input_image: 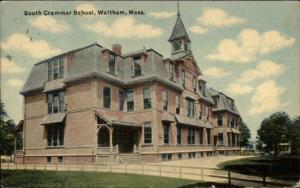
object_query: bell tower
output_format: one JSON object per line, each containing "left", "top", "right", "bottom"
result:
{"left": 168, "top": 2, "right": 191, "bottom": 55}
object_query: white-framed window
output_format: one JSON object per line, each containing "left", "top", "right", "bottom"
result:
{"left": 119, "top": 90, "right": 125, "bottom": 111}
{"left": 176, "top": 95, "right": 180, "bottom": 114}
{"left": 48, "top": 91, "right": 65, "bottom": 114}
{"left": 199, "top": 128, "right": 204, "bottom": 145}
{"left": 188, "top": 128, "right": 195, "bottom": 144}
{"left": 186, "top": 99, "right": 194, "bottom": 117}
{"left": 47, "top": 125, "right": 64, "bottom": 147}
{"left": 218, "top": 114, "right": 223, "bottom": 126}
{"left": 163, "top": 122, "right": 170, "bottom": 144}
{"left": 108, "top": 53, "right": 116, "bottom": 74}
{"left": 127, "top": 90, "right": 134, "bottom": 112}
{"left": 133, "top": 57, "right": 142, "bottom": 76}
{"left": 192, "top": 77, "right": 196, "bottom": 91}
{"left": 218, "top": 133, "right": 224, "bottom": 145}
{"left": 103, "top": 87, "right": 111, "bottom": 109}
{"left": 143, "top": 87, "right": 152, "bottom": 109}
{"left": 169, "top": 62, "right": 174, "bottom": 80}
{"left": 144, "top": 122, "right": 152, "bottom": 144}
{"left": 163, "top": 91, "right": 168, "bottom": 111}
{"left": 48, "top": 57, "right": 64, "bottom": 80}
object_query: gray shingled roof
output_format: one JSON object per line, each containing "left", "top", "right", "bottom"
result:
{"left": 168, "top": 14, "right": 190, "bottom": 42}
{"left": 209, "top": 88, "right": 240, "bottom": 115}
{"left": 21, "top": 43, "right": 183, "bottom": 95}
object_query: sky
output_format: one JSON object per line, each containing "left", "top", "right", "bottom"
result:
{"left": 1, "top": 1, "right": 299, "bottom": 140}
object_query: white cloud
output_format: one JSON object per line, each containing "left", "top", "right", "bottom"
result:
{"left": 82, "top": 16, "right": 162, "bottom": 39}
{"left": 1, "top": 33, "right": 62, "bottom": 59}
{"left": 189, "top": 8, "right": 245, "bottom": 34}
{"left": 76, "top": 3, "right": 97, "bottom": 12}
{"left": 227, "top": 82, "right": 253, "bottom": 95}
{"left": 203, "top": 67, "right": 231, "bottom": 78}
{"left": 249, "top": 80, "right": 284, "bottom": 114}
{"left": 207, "top": 29, "right": 295, "bottom": 63}
{"left": 189, "top": 25, "right": 208, "bottom": 34}
{"left": 1, "top": 58, "right": 24, "bottom": 74}
{"left": 30, "top": 16, "right": 70, "bottom": 33}
{"left": 239, "top": 60, "right": 285, "bottom": 83}
{"left": 7, "top": 79, "right": 24, "bottom": 88}
{"left": 149, "top": 11, "right": 176, "bottom": 19}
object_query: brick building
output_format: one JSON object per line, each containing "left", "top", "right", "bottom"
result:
{"left": 16, "top": 10, "right": 241, "bottom": 164}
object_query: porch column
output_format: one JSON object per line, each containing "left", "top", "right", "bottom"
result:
{"left": 203, "top": 128, "right": 207, "bottom": 145}
{"left": 109, "top": 127, "right": 114, "bottom": 153}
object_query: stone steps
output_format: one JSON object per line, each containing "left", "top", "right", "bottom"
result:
{"left": 118, "top": 153, "right": 143, "bottom": 164}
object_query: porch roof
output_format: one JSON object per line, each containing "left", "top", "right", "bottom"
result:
{"left": 161, "top": 112, "right": 175, "bottom": 122}
{"left": 95, "top": 112, "right": 141, "bottom": 127}
{"left": 175, "top": 115, "right": 212, "bottom": 129}
{"left": 230, "top": 128, "right": 240, "bottom": 134}
{"left": 41, "top": 113, "right": 66, "bottom": 125}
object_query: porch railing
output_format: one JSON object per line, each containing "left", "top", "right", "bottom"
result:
{"left": 98, "top": 145, "right": 119, "bottom": 154}
{"left": 133, "top": 144, "right": 140, "bottom": 153}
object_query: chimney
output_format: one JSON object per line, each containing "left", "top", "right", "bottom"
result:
{"left": 112, "top": 43, "right": 122, "bottom": 55}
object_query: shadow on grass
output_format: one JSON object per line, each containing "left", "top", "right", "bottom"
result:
{"left": 218, "top": 155, "right": 300, "bottom": 181}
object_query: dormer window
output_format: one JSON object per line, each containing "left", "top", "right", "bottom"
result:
{"left": 48, "top": 57, "right": 64, "bottom": 81}
{"left": 133, "top": 57, "right": 142, "bottom": 76}
{"left": 108, "top": 53, "right": 116, "bottom": 74}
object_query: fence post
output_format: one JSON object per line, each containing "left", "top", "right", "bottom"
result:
{"left": 228, "top": 170, "right": 231, "bottom": 187}
{"left": 201, "top": 169, "right": 204, "bottom": 181}
{"left": 179, "top": 166, "right": 182, "bottom": 178}
{"left": 262, "top": 176, "right": 266, "bottom": 187}
{"left": 159, "top": 165, "right": 162, "bottom": 176}
{"left": 142, "top": 163, "right": 145, "bottom": 175}
{"left": 8, "top": 162, "right": 10, "bottom": 170}
{"left": 125, "top": 164, "right": 127, "bottom": 173}
{"left": 44, "top": 163, "right": 46, "bottom": 171}
{"left": 56, "top": 164, "right": 58, "bottom": 171}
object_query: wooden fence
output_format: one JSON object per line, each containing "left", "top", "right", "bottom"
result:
{"left": 1, "top": 163, "right": 295, "bottom": 187}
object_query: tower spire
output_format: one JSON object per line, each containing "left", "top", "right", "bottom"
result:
{"left": 177, "top": 1, "right": 180, "bottom": 16}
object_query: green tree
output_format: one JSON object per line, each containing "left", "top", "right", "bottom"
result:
{"left": 239, "top": 122, "right": 251, "bottom": 148}
{"left": 288, "top": 117, "right": 300, "bottom": 155}
{"left": 257, "top": 111, "right": 291, "bottom": 154}
{"left": 0, "top": 101, "right": 16, "bottom": 155}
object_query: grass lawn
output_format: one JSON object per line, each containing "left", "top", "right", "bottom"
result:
{"left": 218, "top": 155, "right": 300, "bottom": 181}
{"left": 1, "top": 170, "right": 198, "bottom": 188}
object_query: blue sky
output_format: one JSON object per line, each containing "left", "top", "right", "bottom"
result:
{"left": 1, "top": 1, "right": 299, "bottom": 140}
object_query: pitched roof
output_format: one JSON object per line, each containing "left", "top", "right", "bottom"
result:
{"left": 168, "top": 14, "right": 190, "bottom": 42}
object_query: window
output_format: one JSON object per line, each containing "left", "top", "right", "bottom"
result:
{"left": 119, "top": 90, "right": 125, "bottom": 111}
{"left": 172, "top": 41, "right": 181, "bottom": 51}
{"left": 133, "top": 57, "right": 142, "bottom": 76}
{"left": 48, "top": 58, "right": 64, "bottom": 81}
{"left": 227, "top": 132, "right": 231, "bottom": 146}
{"left": 232, "top": 133, "right": 236, "bottom": 146}
{"left": 58, "top": 156, "right": 63, "bottom": 163}
{"left": 144, "top": 122, "right": 152, "bottom": 144}
{"left": 48, "top": 91, "right": 64, "bottom": 114}
{"left": 202, "top": 84, "right": 206, "bottom": 97}
{"left": 163, "top": 122, "right": 170, "bottom": 144}
{"left": 181, "top": 70, "right": 185, "bottom": 87}
{"left": 177, "top": 126, "right": 181, "bottom": 144}
{"left": 228, "top": 99, "right": 235, "bottom": 111}
{"left": 176, "top": 95, "right": 180, "bottom": 114}
{"left": 47, "top": 156, "right": 52, "bottom": 163}
{"left": 143, "top": 88, "right": 151, "bottom": 109}
{"left": 162, "top": 153, "right": 172, "bottom": 161}
{"left": 127, "top": 90, "right": 134, "bottom": 112}
{"left": 186, "top": 99, "right": 194, "bottom": 117}
{"left": 103, "top": 87, "right": 111, "bottom": 109}
{"left": 212, "top": 96, "right": 219, "bottom": 105}
{"left": 207, "top": 129, "right": 211, "bottom": 145}
{"left": 108, "top": 53, "right": 116, "bottom": 74}
{"left": 163, "top": 91, "right": 168, "bottom": 111}
{"left": 206, "top": 107, "right": 210, "bottom": 121}
{"left": 169, "top": 63, "right": 174, "bottom": 80}
{"left": 231, "top": 118, "right": 235, "bottom": 128}
{"left": 199, "top": 128, "right": 204, "bottom": 145}
{"left": 188, "top": 152, "right": 196, "bottom": 159}
{"left": 188, "top": 128, "right": 195, "bottom": 144}
{"left": 217, "top": 114, "right": 223, "bottom": 126}
{"left": 192, "top": 77, "right": 196, "bottom": 91}
{"left": 217, "top": 133, "right": 224, "bottom": 145}
{"left": 47, "top": 125, "right": 64, "bottom": 147}
{"left": 178, "top": 153, "right": 182, "bottom": 160}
